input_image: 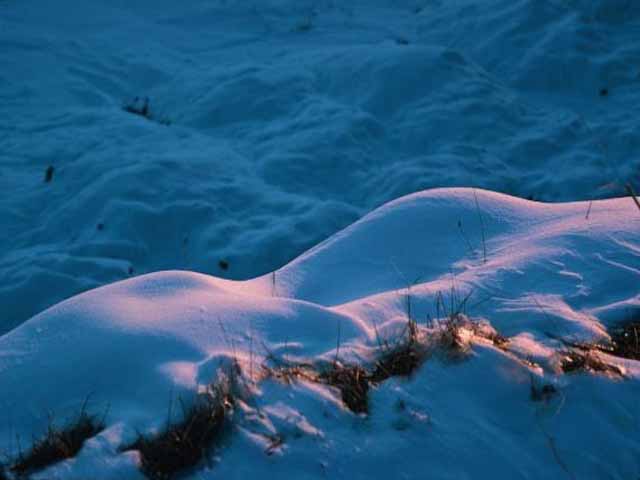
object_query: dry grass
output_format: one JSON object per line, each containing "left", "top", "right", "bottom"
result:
{"left": 549, "top": 317, "right": 638, "bottom": 373}
{"left": 559, "top": 349, "right": 624, "bottom": 377}
{"left": 433, "top": 314, "right": 508, "bottom": 359}
{"left": 262, "top": 357, "right": 370, "bottom": 414}
{"left": 370, "top": 340, "right": 427, "bottom": 382}
{"left": 263, "top": 291, "right": 508, "bottom": 415}
{"left": 625, "top": 183, "right": 640, "bottom": 213}
{"left": 473, "top": 323, "right": 509, "bottom": 350}
{"left": 608, "top": 320, "right": 640, "bottom": 361}
{"left": 369, "top": 314, "right": 430, "bottom": 383}
{"left": 434, "top": 314, "right": 470, "bottom": 355}
{"left": 319, "top": 364, "right": 370, "bottom": 414}
{"left": 261, "top": 361, "right": 317, "bottom": 385}
{"left": 10, "top": 405, "right": 105, "bottom": 477}
{"left": 125, "top": 384, "right": 233, "bottom": 480}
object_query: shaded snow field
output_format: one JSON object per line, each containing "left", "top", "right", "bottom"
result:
{"left": 0, "top": 188, "right": 639, "bottom": 479}
{"left": 2, "top": 0, "right": 640, "bottom": 330}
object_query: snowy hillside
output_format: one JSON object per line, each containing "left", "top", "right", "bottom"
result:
{"left": 2, "top": 0, "right": 640, "bottom": 331}
{"left": 2, "top": 0, "right": 640, "bottom": 478}
{"left": 0, "top": 188, "right": 638, "bottom": 479}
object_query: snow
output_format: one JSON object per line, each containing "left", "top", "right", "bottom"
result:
{"left": 2, "top": 0, "right": 640, "bottom": 478}
{"left": 0, "top": 188, "right": 638, "bottom": 479}
{"left": 2, "top": 0, "right": 640, "bottom": 332}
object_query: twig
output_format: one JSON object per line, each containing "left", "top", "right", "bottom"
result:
{"left": 334, "top": 319, "right": 342, "bottom": 365}
{"left": 457, "top": 220, "right": 476, "bottom": 256}
{"left": 473, "top": 189, "right": 487, "bottom": 264}
{"left": 372, "top": 318, "right": 387, "bottom": 352}
{"left": 167, "top": 388, "right": 174, "bottom": 428}
{"left": 535, "top": 415, "right": 576, "bottom": 480}
{"left": 249, "top": 319, "right": 254, "bottom": 383}
{"left": 271, "top": 271, "right": 277, "bottom": 297}
{"left": 217, "top": 317, "right": 237, "bottom": 361}
{"left": 585, "top": 200, "right": 593, "bottom": 220}
{"left": 625, "top": 183, "right": 640, "bottom": 213}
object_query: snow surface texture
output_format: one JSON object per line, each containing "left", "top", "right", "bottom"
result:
{"left": 2, "top": 0, "right": 640, "bottom": 331}
{"left": 0, "top": 188, "right": 638, "bottom": 479}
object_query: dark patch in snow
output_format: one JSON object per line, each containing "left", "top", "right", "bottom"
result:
{"left": 44, "top": 165, "right": 54, "bottom": 183}
{"left": 530, "top": 374, "right": 558, "bottom": 402}
{"left": 370, "top": 339, "right": 426, "bottom": 382}
{"left": 319, "top": 364, "right": 370, "bottom": 415}
{"left": 9, "top": 403, "right": 105, "bottom": 477}
{"left": 609, "top": 320, "right": 640, "bottom": 361}
{"left": 123, "top": 96, "right": 150, "bottom": 119}
{"left": 264, "top": 433, "right": 285, "bottom": 456}
{"left": 124, "top": 380, "right": 234, "bottom": 480}
{"left": 123, "top": 97, "right": 171, "bottom": 125}
{"left": 559, "top": 349, "right": 623, "bottom": 377}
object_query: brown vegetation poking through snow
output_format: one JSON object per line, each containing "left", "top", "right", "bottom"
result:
{"left": 559, "top": 349, "right": 624, "bottom": 377}
{"left": 550, "top": 317, "right": 639, "bottom": 375}
{"left": 608, "top": 320, "right": 640, "bottom": 361}
{"left": 433, "top": 314, "right": 509, "bottom": 359}
{"left": 10, "top": 404, "right": 105, "bottom": 477}
{"left": 262, "top": 357, "right": 371, "bottom": 414}
{"left": 319, "top": 364, "right": 370, "bottom": 414}
{"left": 125, "top": 382, "right": 234, "bottom": 480}
{"left": 370, "top": 320, "right": 428, "bottom": 382}
{"left": 263, "top": 310, "right": 510, "bottom": 415}
{"left": 261, "top": 358, "right": 317, "bottom": 385}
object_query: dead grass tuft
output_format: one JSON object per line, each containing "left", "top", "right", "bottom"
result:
{"left": 370, "top": 339, "right": 427, "bottom": 382}
{"left": 475, "top": 325, "right": 509, "bottom": 350}
{"left": 559, "top": 349, "right": 624, "bottom": 377}
{"left": 434, "top": 314, "right": 509, "bottom": 357}
{"left": 261, "top": 362, "right": 317, "bottom": 385}
{"left": 263, "top": 295, "right": 508, "bottom": 415}
{"left": 608, "top": 320, "right": 640, "bottom": 361}
{"left": 262, "top": 356, "right": 370, "bottom": 414}
{"left": 318, "top": 364, "right": 370, "bottom": 414}
{"left": 125, "top": 383, "right": 233, "bottom": 480}
{"left": 435, "top": 314, "right": 471, "bottom": 355}
{"left": 370, "top": 317, "right": 429, "bottom": 382}
{"left": 10, "top": 404, "right": 105, "bottom": 477}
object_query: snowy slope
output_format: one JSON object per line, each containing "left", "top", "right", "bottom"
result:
{"left": 2, "top": 0, "right": 640, "bottom": 331}
{"left": 0, "top": 189, "right": 638, "bottom": 479}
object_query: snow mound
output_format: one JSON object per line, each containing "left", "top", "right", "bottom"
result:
{"left": 0, "top": 189, "right": 638, "bottom": 479}
{"left": 2, "top": 0, "right": 640, "bottom": 331}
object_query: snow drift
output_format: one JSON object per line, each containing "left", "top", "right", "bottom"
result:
{"left": 0, "top": 188, "right": 638, "bottom": 479}
{"left": 2, "top": 0, "right": 640, "bottom": 331}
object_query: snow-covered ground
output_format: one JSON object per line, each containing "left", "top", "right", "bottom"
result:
{"left": 0, "top": 188, "right": 638, "bottom": 479}
{"left": 2, "top": 1, "right": 640, "bottom": 478}
{"left": 2, "top": 0, "right": 640, "bottom": 331}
